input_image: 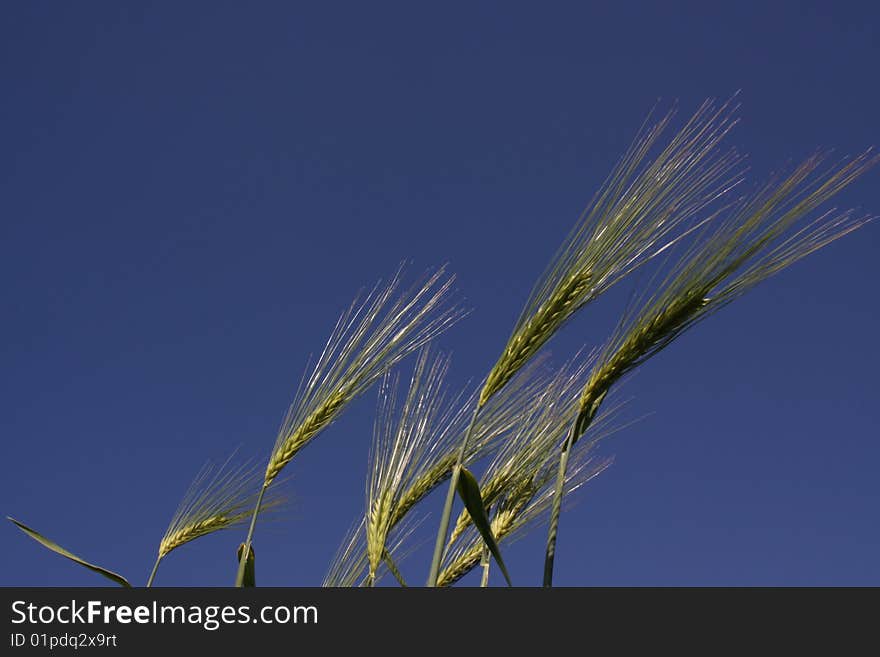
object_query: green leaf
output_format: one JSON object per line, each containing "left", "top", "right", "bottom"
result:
{"left": 7, "top": 516, "right": 131, "bottom": 587}
{"left": 236, "top": 543, "right": 255, "bottom": 587}
{"left": 455, "top": 467, "right": 512, "bottom": 586}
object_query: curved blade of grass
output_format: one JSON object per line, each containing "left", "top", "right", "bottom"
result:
{"left": 236, "top": 543, "right": 256, "bottom": 587}
{"left": 7, "top": 517, "right": 131, "bottom": 587}
{"left": 455, "top": 468, "right": 512, "bottom": 587}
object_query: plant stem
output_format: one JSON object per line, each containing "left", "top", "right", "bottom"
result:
{"left": 383, "top": 549, "right": 408, "bottom": 587}
{"left": 479, "top": 545, "right": 490, "bottom": 587}
{"left": 542, "top": 416, "right": 582, "bottom": 587}
{"left": 427, "top": 404, "right": 481, "bottom": 586}
{"left": 146, "top": 555, "right": 162, "bottom": 588}
{"left": 236, "top": 484, "right": 267, "bottom": 587}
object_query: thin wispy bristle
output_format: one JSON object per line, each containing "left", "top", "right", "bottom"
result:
{"left": 479, "top": 97, "right": 745, "bottom": 406}
{"left": 324, "top": 519, "right": 368, "bottom": 587}
{"left": 264, "top": 265, "right": 465, "bottom": 487}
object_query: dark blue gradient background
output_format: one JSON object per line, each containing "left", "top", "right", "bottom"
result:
{"left": 2, "top": 2, "right": 878, "bottom": 586}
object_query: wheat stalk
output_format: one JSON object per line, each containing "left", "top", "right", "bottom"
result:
{"left": 541, "top": 148, "right": 878, "bottom": 586}
{"left": 427, "top": 96, "right": 744, "bottom": 585}
{"left": 577, "top": 149, "right": 877, "bottom": 436}
{"left": 264, "top": 265, "right": 464, "bottom": 486}
{"left": 479, "top": 97, "right": 744, "bottom": 407}
{"left": 326, "top": 355, "right": 624, "bottom": 587}
{"left": 365, "top": 349, "right": 464, "bottom": 584}
{"left": 149, "top": 455, "right": 283, "bottom": 586}
{"left": 237, "top": 264, "right": 464, "bottom": 586}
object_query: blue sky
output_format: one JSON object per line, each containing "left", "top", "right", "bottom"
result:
{"left": 2, "top": 2, "right": 878, "bottom": 586}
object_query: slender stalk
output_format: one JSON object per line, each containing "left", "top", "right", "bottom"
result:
{"left": 543, "top": 417, "right": 582, "bottom": 587}
{"left": 383, "top": 549, "right": 408, "bottom": 587}
{"left": 427, "top": 405, "right": 480, "bottom": 586}
{"left": 146, "top": 555, "right": 162, "bottom": 588}
{"left": 480, "top": 545, "right": 490, "bottom": 587}
{"left": 236, "top": 484, "right": 267, "bottom": 587}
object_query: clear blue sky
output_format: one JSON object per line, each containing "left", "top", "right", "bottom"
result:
{"left": 2, "top": 2, "right": 878, "bottom": 586}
